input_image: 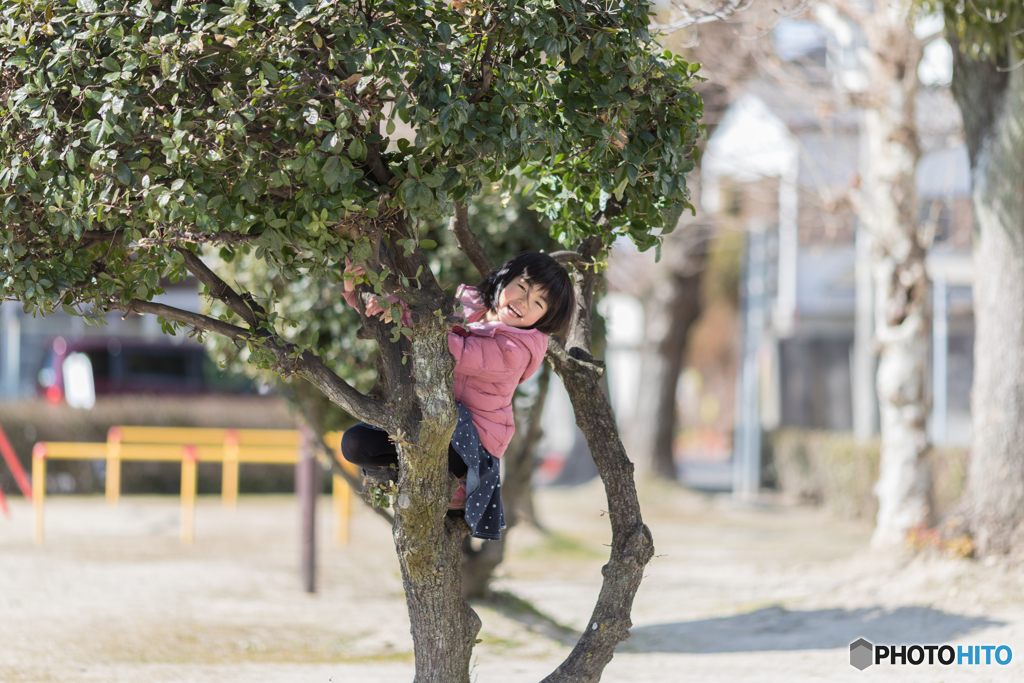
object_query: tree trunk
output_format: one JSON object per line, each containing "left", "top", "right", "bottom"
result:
{"left": 654, "top": 246, "right": 706, "bottom": 480}
{"left": 542, "top": 237, "right": 655, "bottom": 683}
{"left": 858, "top": 5, "right": 933, "bottom": 547}
{"left": 544, "top": 346, "right": 654, "bottom": 683}
{"left": 391, "top": 308, "right": 480, "bottom": 682}
{"left": 625, "top": 209, "right": 711, "bottom": 481}
{"left": 950, "top": 42, "right": 1024, "bottom": 556}
{"left": 451, "top": 225, "right": 655, "bottom": 681}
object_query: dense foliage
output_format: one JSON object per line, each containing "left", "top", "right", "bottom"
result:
{"left": 205, "top": 189, "right": 561, "bottom": 427}
{"left": 0, "top": 0, "right": 702, "bottom": 331}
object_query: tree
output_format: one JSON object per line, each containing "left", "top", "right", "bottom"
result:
{"left": 622, "top": 18, "right": 748, "bottom": 481}
{"left": 821, "top": 0, "right": 935, "bottom": 547}
{"left": 205, "top": 190, "right": 560, "bottom": 599}
{"left": 941, "top": 0, "right": 1024, "bottom": 556}
{"left": 648, "top": 1, "right": 935, "bottom": 544}
{"left": 0, "top": 1, "right": 702, "bottom": 680}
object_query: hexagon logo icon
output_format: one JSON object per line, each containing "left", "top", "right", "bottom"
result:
{"left": 850, "top": 638, "right": 873, "bottom": 670}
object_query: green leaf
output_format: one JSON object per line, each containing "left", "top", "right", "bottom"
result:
{"left": 101, "top": 56, "right": 119, "bottom": 71}
{"left": 419, "top": 239, "right": 437, "bottom": 250}
{"left": 348, "top": 137, "right": 367, "bottom": 161}
{"left": 613, "top": 176, "right": 628, "bottom": 201}
{"left": 114, "top": 162, "right": 133, "bottom": 186}
{"left": 260, "top": 61, "right": 279, "bottom": 82}
{"left": 570, "top": 42, "right": 587, "bottom": 64}
{"left": 414, "top": 183, "right": 433, "bottom": 209}
{"left": 323, "top": 156, "right": 341, "bottom": 187}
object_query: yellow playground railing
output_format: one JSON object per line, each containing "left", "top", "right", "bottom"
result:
{"left": 31, "top": 426, "right": 360, "bottom": 546}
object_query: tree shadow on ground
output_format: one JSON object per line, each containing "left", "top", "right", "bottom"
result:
{"left": 477, "top": 590, "right": 581, "bottom": 646}
{"left": 621, "top": 606, "right": 1003, "bottom": 653}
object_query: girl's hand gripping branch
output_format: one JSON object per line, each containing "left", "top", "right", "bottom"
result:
{"left": 343, "top": 259, "right": 409, "bottom": 325}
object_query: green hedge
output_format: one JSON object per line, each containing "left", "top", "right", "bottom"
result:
{"left": 771, "top": 430, "right": 968, "bottom": 521}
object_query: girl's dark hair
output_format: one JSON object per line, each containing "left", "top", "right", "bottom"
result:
{"left": 477, "top": 252, "right": 576, "bottom": 336}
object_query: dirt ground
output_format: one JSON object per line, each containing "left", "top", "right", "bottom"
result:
{"left": 1, "top": 480, "right": 1022, "bottom": 683}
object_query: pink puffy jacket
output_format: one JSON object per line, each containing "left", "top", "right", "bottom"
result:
{"left": 341, "top": 283, "right": 548, "bottom": 458}
{"left": 448, "top": 285, "right": 548, "bottom": 458}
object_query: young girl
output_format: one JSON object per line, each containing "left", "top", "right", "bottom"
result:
{"left": 340, "top": 252, "right": 575, "bottom": 540}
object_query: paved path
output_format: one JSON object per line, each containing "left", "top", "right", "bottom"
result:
{"left": 1, "top": 482, "right": 1021, "bottom": 682}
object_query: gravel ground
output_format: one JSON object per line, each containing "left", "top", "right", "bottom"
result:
{"left": 1, "top": 479, "right": 1022, "bottom": 682}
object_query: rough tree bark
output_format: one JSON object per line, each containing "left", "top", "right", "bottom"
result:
{"left": 542, "top": 237, "right": 655, "bottom": 682}
{"left": 833, "top": 0, "right": 933, "bottom": 546}
{"left": 366, "top": 250, "right": 480, "bottom": 683}
{"left": 949, "top": 38, "right": 1024, "bottom": 556}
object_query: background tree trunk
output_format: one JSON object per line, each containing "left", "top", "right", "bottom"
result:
{"left": 950, "top": 41, "right": 1024, "bottom": 556}
{"left": 855, "top": 3, "right": 933, "bottom": 546}
{"left": 623, "top": 84, "right": 729, "bottom": 480}
{"left": 628, "top": 228, "right": 709, "bottom": 480}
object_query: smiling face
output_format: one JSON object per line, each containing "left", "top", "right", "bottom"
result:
{"left": 493, "top": 275, "right": 549, "bottom": 328}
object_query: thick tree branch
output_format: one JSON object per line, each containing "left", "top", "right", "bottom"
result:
{"left": 448, "top": 202, "right": 495, "bottom": 278}
{"left": 549, "top": 250, "right": 591, "bottom": 267}
{"left": 468, "top": 35, "right": 496, "bottom": 105}
{"left": 366, "top": 119, "right": 394, "bottom": 186}
{"left": 175, "top": 247, "right": 263, "bottom": 329}
{"left": 117, "top": 298, "right": 249, "bottom": 340}
{"left": 542, "top": 239, "right": 653, "bottom": 683}
{"left": 112, "top": 298, "right": 392, "bottom": 430}
{"left": 80, "top": 229, "right": 123, "bottom": 251}
{"left": 564, "top": 236, "right": 603, "bottom": 357}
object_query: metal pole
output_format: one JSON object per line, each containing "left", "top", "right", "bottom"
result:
{"left": 852, "top": 225, "right": 877, "bottom": 440}
{"left": 932, "top": 277, "right": 948, "bottom": 445}
{"left": 298, "top": 424, "right": 318, "bottom": 593}
{"left": 1, "top": 303, "right": 21, "bottom": 400}
{"left": 733, "top": 227, "right": 767, "bottom": 501}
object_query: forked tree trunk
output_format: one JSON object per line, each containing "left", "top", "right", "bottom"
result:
{"left": 856, "top": 3, "right": 933, "bottom": 546}
{"left": 392, "top": 326, "right": 481, "bottom": 682}
{"left": 950, "top": 41, "right": 1024, "bottom": 556}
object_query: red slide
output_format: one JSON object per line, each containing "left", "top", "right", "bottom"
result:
{"left": 0, "top": 422, "right": 33, "bottom": 501}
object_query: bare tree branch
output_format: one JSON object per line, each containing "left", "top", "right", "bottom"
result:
{"left": 828, "top": 0, "right": 872, "bottom": 29}
{"left": 176, "top": 247, "right": 263, "bottom": 329}
{"left": 650, "top": 0, "right": 754, "bottom": 32}
{"left": 112, "top": 297, "right": 392, "bottom": 430}
{"left": 448, "top": 202, "right": 495, "bottom": 277}
{"left": 549, "top": 250, "right": 591, "bottom": 267}
{"left": 117, "top": 299, "right": 249, "bottom": 340}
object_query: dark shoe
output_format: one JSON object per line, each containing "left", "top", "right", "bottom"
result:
{"left": 361, "top": 466, "right": 397, "bottom": 486}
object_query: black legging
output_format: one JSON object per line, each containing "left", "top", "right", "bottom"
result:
{"left": 341, "top": 423, "right": 469, "bottom": 478}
